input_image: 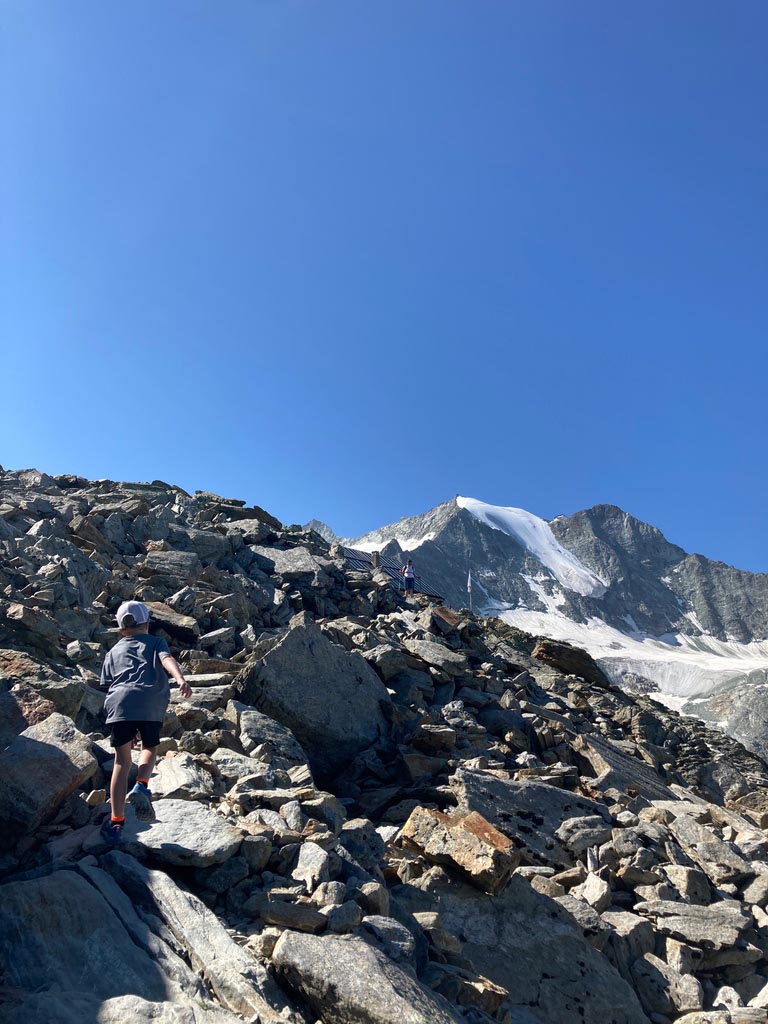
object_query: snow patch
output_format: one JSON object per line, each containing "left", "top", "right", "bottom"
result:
{"left": 457, "top": 497, "right": 607, "bottom": 597}
{"left": 486, "top": 602, "right": 768, "bottom": 702}
{"left": 350, "top": 531, "right": 436, "bottom": 553}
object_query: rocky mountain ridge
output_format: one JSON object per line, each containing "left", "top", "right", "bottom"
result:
{"left": 346, "top": 497, "right": 768, "bottom": 757}
{"left": 4, "top": 467, "right": 768, "bottom": 1023}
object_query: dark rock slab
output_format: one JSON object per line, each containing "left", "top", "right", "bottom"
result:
{"left": 0, "top": 713, "right": 96, "bottom": 851}
{"left": 236, "top": 623, "right": 391, "bottom": 778}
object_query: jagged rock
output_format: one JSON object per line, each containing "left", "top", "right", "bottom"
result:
{"left": 359, "top": 914, "right": 417, "bottom": 962}
{"left": 0, "top": 713, "right": 96, "bottom": 851}
{"left": 226, "top": 699, "right": 309, "bottom": 767}
{"left": 403, "top": 870, "right": 648, "bottom": 1024}
{"left": 340, "top": 817, "right": 385, "bottom": 871}
{"left": 363, "top": 643, "right": 413, "bottom": 681}
{"left": 144, "top": 601, "right": 201, "bottom": 643}
{"left": 211, "top": 746, "right": 264, "bottom": 789}
{"left": 116, "top": 799, "right": 243, "bottom": 867}
{"left": 402, "top": 638, "right": 468, "bottom": 676}
{"left": 573, "top": 734, "right": 678, "bottom": 801}
{"left": 451, "top": 766, "right": 610, "bottom": 867}
{"left": 251, "top": 545, "right": 331, "bottom": 580}
{"left": 235, "top": 623, "right": 391, "bottom": 777}
{"left": 0, "top": 869, "right": 197, "bottom": 1005}
{"left": 0, "top": 683, "right": 56, "bottom": 747}
{"left": 714, "top": 986, "right": 745, "bottom": 1010}
{"left": 140, "top": 550, "right": 202, "bottom": 582}
{"left": 272, "top": 931, "right": 464, "bottom": 1023}
{"left": 530, "top": 874, "right": 565, "bottom": 898}
{"left": 77, "top": 861, "right": 206, "bottom": 998}
{"left": 321, "top": 900, "right": 363, "bottom": 933}
{"left": 27, "top": 676, "right": 85, "bottom": 719}
{"left": 572, "top": 872, "right": 612, "bottom": 913}
{"left": 261, "top": 900, "right": 328, "bottom": 933}
{"left": 631, "top": 952, "right": 704, "bottom": 1015}
{"left": 293, "top": 842, "right": 331, "bottom": 891}
{"left": 662, "top": 864, "right": 712, "bottom": 904}
{"left": 401, "top": 806, "right": 518, "bottom": 894}
{"left": 152, "top": 752, "right": 218, "bottom": 800}
{"left": 555, "top": 893, "right": 611, "bottom": 949}
{"left": 634, "top": 899, "right": 752, "bottom": 949}
{"left": 356, "top": 881, "right": 391, "bottom": 917}
{"left": 195, "top": 856, "right": 249, "bottom": 894}
{"left": 0, "top": 993, "right": 243, "bottom": 1024}
{"left": 102, "top": 851, "right": 293, "bottom": 1022}
{"left": 742, "top": 871, "right": 768, "bottom": 908}
{"left": 313, "top": 881, "right": 347, "bottom": 907}
{"left": 6, "top": 601, "right": 60, "bottom": 641}
{"left": 532, "top": 638, "right": 612, "bottom": 688}
{"left": 602, "top": 911, "right": 656, "bottom": 983}
{"left": 669, "top": 814, "right": 754, "bottom": 886}
{"left": 554, "top": 814, "right": 613, "bottom": 855}
{"left": 241, "top": 834, "right": 272, "bottom": 872}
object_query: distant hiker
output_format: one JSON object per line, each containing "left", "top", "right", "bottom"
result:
{"left": 401, "top": 559, "right": 416, "bottom": 595}
{"left": 99, "top": 600, "right": 191, "bottom": 844}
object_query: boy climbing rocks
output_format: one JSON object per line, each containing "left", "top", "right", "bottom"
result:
{"left": 99, "top": 600, "right": 192, "bottom": 843}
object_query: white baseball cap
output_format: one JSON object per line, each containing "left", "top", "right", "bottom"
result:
{"left": 116, "top": 600, "right": 150, "bottom": 629}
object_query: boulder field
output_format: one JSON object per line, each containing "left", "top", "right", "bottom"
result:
{"left": 2, "top": 467, "right": 768, "bottom": 1023}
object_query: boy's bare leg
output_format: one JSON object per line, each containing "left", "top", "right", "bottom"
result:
{"left": 129, "top": 744, "right": 158, "bottom": 821}
{"left": 136, "top": 746, "right": 158, "bottom": 785}
{"left": 110, "top": 742, "right": 133, "bottom": 819}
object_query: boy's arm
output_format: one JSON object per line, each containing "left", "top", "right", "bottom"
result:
{"left": 159, "top": 653, "right": 192, "bottom": 698}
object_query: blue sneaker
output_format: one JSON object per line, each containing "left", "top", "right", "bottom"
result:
{"left": 99, "top": 817, "right": 124, "bottom": 845}
{"left": 128, "top": 781, "right": 155, "bottom": 821}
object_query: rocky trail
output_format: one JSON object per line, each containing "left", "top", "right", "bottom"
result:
{"left": 4, "top": 468, "right": 768, "bottom": 1024}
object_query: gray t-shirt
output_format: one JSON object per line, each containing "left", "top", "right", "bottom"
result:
{"left": 100, "top": 634, "right": 172, "bottom": 724}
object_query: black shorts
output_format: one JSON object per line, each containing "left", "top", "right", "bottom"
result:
{"left": 109, "top": 720, "right": 162, "bottom": 749}
{"left": 404, "top": 577, "right": 414, "bottom": 592}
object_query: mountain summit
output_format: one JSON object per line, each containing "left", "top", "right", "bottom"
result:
{"left": 348, "top": 497, "right": 768, "bottom": 756}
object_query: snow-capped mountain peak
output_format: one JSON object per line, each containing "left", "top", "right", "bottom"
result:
{"left": 456, "top": 497, "right": 607, "bottom": 598}
{"left": 348, "top": 496, "right": 768, "bottom": 759}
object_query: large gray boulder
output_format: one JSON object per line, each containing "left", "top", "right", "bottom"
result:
{"left": 236, "top": 623, "right": 391, "bottom": 777}
{"left": 401, "top": 806, "right": 519, "bottom": 894}
{"left": 633, "top": 899, "right": 752, "bottom": 950}
{"left": 102, "top": 852, "right": 295, "bottom": 1023}
{"left": 0, "top": 993, "right": 243, "bottom": 1024}
{"left": 251, "top": 545, "right": 332, "bottom": 580}
{"left": 226, "top": 699, "right": 309, "bottom": 766}
{"left": 211, "top": 746, "right": 269, "bottom": 786}
{"left": 450, "top": 766, "right": 610, "bottom": 867}
{"left": 402, "top": 638, "right": 467, "bottom": 676}
{"left": 107, "top": 799, "right": 243, "bottom": 867}
{"left": 402, "top": 870, "right": 649, "bottom": 1024}
{"left": 0, "top": 684, "right": 56, "bottom": 748}
{"left": 272, "top": 931, "right": 464, "bottom": 1023}
{"left": 0, "top": 870, "right": 184, "bottom": 1003}
{"left": 0, "top": 713, "right": 96, "bottom": 851}
{"left": 668, "top": 814, "right": 754, "bottom": 886}
{"left": 152, "top": 753, "right": 219, "bottom": 801}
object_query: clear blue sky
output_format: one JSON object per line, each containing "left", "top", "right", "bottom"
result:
{"left": 2, "top": 2, "right": 766, "bottom": 570}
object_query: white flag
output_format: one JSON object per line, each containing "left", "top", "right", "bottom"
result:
{"left": 467, "top": 570, "right": 472, "bottom": 592}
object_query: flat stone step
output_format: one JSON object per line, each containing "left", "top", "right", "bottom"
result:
{"left": 170, "top": 684, "right": 233, "bottom": 710}
{"left": 186, "top": 672, "right": 235, "bottom": 687}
